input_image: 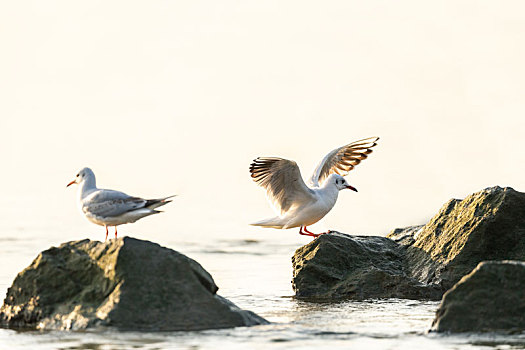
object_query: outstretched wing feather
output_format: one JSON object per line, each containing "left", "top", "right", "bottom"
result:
{"left": 250, "top": 157, "right": 315, "bottom": 215}
{"left": 309, "top": 137, "right": 379, "bottom": 186}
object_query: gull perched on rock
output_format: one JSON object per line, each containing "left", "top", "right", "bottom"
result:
{"left": 67, "top": 167, "right": 175, "bottom": 240}
{"left": 249, "top": 137, "right": 379, "bottom": 237}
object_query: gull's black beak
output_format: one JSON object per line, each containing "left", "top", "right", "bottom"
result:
{"left": 346, "top": 185, "right": 358, "bottom": 192}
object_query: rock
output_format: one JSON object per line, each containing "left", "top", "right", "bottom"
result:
{"left": 292, "top": 232, "right": 441, "bottom": 300}
{"left": 386, "top": 225, "right": 424, "bottom": 247}
{"left": 293, "top": 186, "right": 525, "bottom": 301}
{"left": 432, "top": 261, "right": 525, "bottom": 333}
{"left": 0, "top": 237, "right": 267, "bottom": 331}
{"left": 399, "top": 186, "right": 525, "bottom": 292}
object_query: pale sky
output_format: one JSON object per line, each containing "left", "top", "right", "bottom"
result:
{"left": 1, "top": 1, "right": 525, "bottom": 244}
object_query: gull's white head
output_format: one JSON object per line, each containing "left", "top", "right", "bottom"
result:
{"left": 67, "top": 167, "right": 96, "bottom": 187}
{"left": 328, "top": 174, "right": 358, "bottom": 192}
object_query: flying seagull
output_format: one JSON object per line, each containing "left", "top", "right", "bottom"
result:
{"left": 249, "top": 137, "right": 379, "bottom": 237}
{"left": 67, "top": 167, "right": 174, "bottom": 240}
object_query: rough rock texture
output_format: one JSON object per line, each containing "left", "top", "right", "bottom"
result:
{"left": 386, "top": 225, "right": 423, "bottom": 247}
{"left": 293, "top": 186, "right": 525, "bottom": 300}
{"left": 400, "top": 186, "right": 525, "bottom": 292}
{"left": 0, "top": 237, "right": 267, "bottom": 331}
{"left": 292, "top": 232, "right": 441, "bottom": 300}
{"left": 432, "top": 261, "right": 525, "bottom": 333}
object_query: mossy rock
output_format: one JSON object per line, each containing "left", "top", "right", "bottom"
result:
{"left": 401, "top": 186, "right": 525, "bottom": 291}
{"left": 0, "top": 237, "right": 267, "bottom": 331}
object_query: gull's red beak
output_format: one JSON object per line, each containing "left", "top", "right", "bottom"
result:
{"left": 346, "top": 185, "right": 358, "bottom": 192}
{"left": 66, "top": 180, "right": 76, "bottom": 188}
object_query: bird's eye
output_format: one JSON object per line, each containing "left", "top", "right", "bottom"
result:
{"left": 76, "top": 173, "right": 80, "bottom": 177}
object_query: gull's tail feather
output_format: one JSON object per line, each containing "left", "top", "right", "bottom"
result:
{"left": 127, "top": 208, "right": 163, "bottom": 223}
{"left": 250, "top": 217, "right": 286, "bottom": 229}
{"left": 145, "top": 195, "right": 177, "bottom": 210}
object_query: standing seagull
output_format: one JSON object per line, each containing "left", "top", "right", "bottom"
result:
{"left": 249, "top": 137, "right": 379, "bottom": 237}
{"left": 67, "top": 167, "right": 175, "bottom": 240}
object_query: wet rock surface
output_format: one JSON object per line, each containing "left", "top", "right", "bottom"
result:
{"left": 293, "top": 186, "right": 525, "bottom": 300}
{"left": 432, "top": 261, "right": 525, "bottom": 333}
{"left": 0, "top": 237, "right": 267, "bottom": 331}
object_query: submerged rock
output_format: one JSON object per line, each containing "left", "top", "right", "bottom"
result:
{"left": 293, "top": 186, "right": 525, "bottom": 300}
{"left": 432, "top": 261, "right": 525, "bottom": 333}
{"left": 0, "top": 237, "right": 267, "bottom": 331}
{"left": 292, "top": 232, "right": 441, "bottom": 300}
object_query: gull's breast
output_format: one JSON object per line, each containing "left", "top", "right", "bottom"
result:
{"left": 285, "top": 199, "right": 333, "bottom": 228}
{"left": 83, "top": 210, "right": 129, "bottom": 226}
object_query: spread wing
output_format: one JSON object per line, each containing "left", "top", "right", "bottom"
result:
{"left": 309, "top": 137, "right": 379, "bottom": 187}
{"left": 250, "top": 157, "right": 316, "bottom": 215}
{"left": 82, "top": 189, "right": 147, "bottom": 217}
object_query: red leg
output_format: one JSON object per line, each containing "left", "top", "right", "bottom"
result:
{"left": 299, "top": 226, "right": 320, "bottom": 238}
{"left": 303, "top": 226, "right": 319, "bottom": 236}
{"left": 299, "top": 226, "right": 308, "bottom": 236}
{"left": 298, "top": 226, "right": 331, "bottom": 238}
{"left": 105, "top": 226, "right": 108, "bottom": 241}
{"left": 114, "top": 226, "right": 118, "bottom": 239}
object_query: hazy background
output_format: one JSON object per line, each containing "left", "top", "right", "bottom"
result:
{"left": 1, "top": 0, "right": 525, "bottom": 247}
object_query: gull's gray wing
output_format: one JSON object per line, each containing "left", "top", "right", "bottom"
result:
{"left": 309, "top": 137, "right": 379, "bottom": 187}
{"left": 250, "top": 157, "right": 316, "bottom": 215}
{"left": 82, "top": 189, "right": 147, "bottom": 217}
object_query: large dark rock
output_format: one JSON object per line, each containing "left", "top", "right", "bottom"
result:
{"left": 292, "top": 186, "right": 525, "bottom": 300}
{"left": 0, "top": 237, "right": 267, "bottom": 331}
{"left": 399, "top": 186, "right": 525, "bottom": 292}
{"left": 432, "top": 261, "right": 525, "bottom": 333}
{"left": 292, "top": 232, "right": 441, "bottom": 300}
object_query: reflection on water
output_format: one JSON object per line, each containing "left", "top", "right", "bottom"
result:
{"left": 1, "top": 229, "right": 525, "bottom": 349}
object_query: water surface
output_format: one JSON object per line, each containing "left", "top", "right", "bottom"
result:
{"left": 2, "top": 234, "right": 525, "bottom": 349}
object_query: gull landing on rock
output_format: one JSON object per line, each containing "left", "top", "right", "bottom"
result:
{"left": 67, "top": 167, "right": 175, "bottom": 241}
{"left": 249, "top": 137, "right": 379, "bottom": 238}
